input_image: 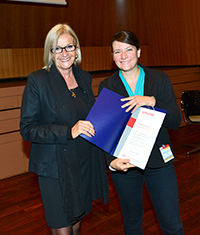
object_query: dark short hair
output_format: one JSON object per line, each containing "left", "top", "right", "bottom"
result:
{"left": 111, "top": 30, "right": 140, "bottom": 52}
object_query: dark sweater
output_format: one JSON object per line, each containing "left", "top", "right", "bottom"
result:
{"left": 99, "top": 64, "right": 181, "bottom": 168}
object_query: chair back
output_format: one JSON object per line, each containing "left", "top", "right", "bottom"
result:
{"left": 181, "top": 90, "right": 200, "bottom": 124}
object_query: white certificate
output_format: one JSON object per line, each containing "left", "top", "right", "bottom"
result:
{"left": 114, "top": 107, "right": 166, "bottom": 170}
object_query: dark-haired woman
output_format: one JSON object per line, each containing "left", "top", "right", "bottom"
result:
{"left": 98, "top": 30, "right": 185, "bottom": 235}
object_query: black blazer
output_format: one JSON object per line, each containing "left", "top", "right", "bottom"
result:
{"left": 20, "top": 65, "right": 97, "bottom": 178}
{"left": 20, "top": 64, "right": 109, "bottom": 218}
{"left": 99, "top": 64, "right": 182, "bottom": 168}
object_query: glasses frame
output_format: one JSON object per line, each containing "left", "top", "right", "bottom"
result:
{"left": 51, "top": 44, "right": 77, "bottom": 54}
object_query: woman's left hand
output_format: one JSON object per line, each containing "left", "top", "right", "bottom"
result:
{"left": 110, "top": 158, "right": 135, "bottom": 172}
{"left": 120, "top": 95, "right": 156, "bottom": 113}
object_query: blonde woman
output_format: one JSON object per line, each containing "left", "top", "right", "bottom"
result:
{"left": 20, "top": 24, "right": 108, "bottom": 235}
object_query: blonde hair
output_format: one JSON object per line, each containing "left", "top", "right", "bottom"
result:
{"left": 43, "top": 23, "right": 81, "bottom": 70}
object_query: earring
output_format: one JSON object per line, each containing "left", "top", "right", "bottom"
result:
{"left": 137, "top": 49, "right": 141, "bottom": 58}
{"left": 75, "top": 54, "right": 78, "bottom": 59}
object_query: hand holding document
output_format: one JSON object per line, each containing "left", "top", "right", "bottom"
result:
{"left": 113, "top": 106, "right": 166, "bottom": 169}
{"left": 81, "top": 88, "right": 167, "bottom": 170}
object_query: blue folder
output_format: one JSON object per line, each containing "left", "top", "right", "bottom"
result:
{"left": 81, "top": 88, "right": 132, "bottom": 155}
{"left": 81, "top": 87, "right": 167, "bottom": 156}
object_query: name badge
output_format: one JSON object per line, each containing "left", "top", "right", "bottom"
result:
{"left": 159, "top": 144, "right": 174, "bottom": 163}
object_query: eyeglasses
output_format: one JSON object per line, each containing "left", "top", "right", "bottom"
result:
{"left": 51, "top": 44, "right": 76, "bottom": 54}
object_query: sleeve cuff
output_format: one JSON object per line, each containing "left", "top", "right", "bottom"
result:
{"left": 67, "top": 128, "right": 73, "bottom": 140}
{"left": 109, "top": 165, "right": 117, "bottom": 171}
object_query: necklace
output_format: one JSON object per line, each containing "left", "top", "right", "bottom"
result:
{"left": 69, "top": 89, "right": 76, "bottom": 98}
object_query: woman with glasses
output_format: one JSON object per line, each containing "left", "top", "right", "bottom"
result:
{"left": 20, "top": 23, "right": 109, "bottom": 235}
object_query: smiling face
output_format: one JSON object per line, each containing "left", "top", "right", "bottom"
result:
{"left": 112, "top": 41, "right": 141, "bottom": 73}
{"left": 52, "top": 33, "right": 78, "bottom": 73}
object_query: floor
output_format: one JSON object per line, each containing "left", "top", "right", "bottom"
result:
{"left": 0, "top": 125, "right": 200, "bottom": 234}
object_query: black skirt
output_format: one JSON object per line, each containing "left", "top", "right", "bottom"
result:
{"left": 38, "top": 152, "right": 92, "bottom": 229}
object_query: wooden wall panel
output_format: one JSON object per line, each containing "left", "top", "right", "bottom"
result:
{"left": 1, "top": 1, "right": 200, "bottom": 66}
{"left": 164, "top": 67, "right": 200, "bottom": 99}
{"left": 0, "top": 49, "right": 44, "bottom": 78}
{"left": 173, "top": 82, "right": 200, "bottom": 100}
{"left": 92, "top": 76, "right": 108, "bottom": 97}
{"left": 81, "top": 47, "right": 116, "bottom": 72}
{"left": 135, "top": 0, "right": 200, "bottom": 66}
{"left": 0, "top": 86, "right": 24, "bottom": 109}
{"left": 0, "top": 85, "right": 30, "bottom": 179}
{"left": 0, "top": 0, "right": 137, "bottom": 48}
{"left": 0, "top": 118, "right": 20, "bottom": 134}
{"left": 0, "top": 133, "right": 29, "bottom": 180}
{"left": 0, "top": 46, "right": 148, "bottom": 78}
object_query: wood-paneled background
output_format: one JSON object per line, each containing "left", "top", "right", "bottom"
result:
{"left": 1, "top": 0, "right": 200, "bottom": 67}
{"left": 1, "top": 0, "right": 200, "bottom": 179}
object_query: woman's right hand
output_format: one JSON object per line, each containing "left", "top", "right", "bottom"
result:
{"left": 121, "top": 95, "right": 156, "bottom": 113}
{"left": 110, "top": 158, "right": 135, "bottom": 172}
{"left": 71, "top": 120, "right": 95, "bottom": 139}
